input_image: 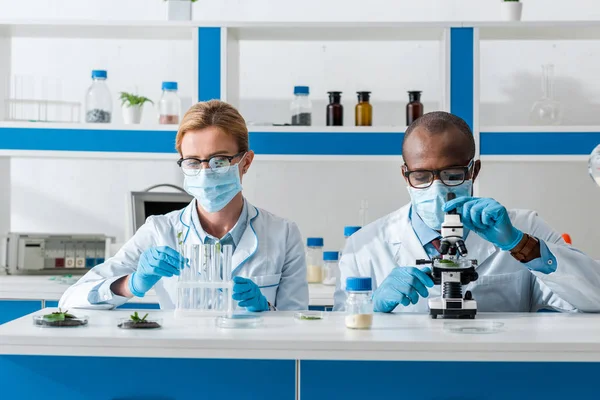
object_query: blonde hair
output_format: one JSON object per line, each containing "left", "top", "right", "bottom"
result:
{"left": 175, "top": 100, "right": 249, "bottom": 155}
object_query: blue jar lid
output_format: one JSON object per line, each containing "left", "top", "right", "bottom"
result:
{"left": 294, "top": 86, "right": 309, "bottom": 95}
{"left": 344, "top": 226, "right": 361, "bottom": 237}
{"left": 162, "top": 81, "right": 178, "bottom": 90}
{"left": 346, "top": 277, "right": 372, "bottom": 291}
{"left": 323, "top": 251, "right": 339, "bottom": 261}
{"left": 92, "top": 70, "right": 107, "bottom": 79}
{"left": 307, "top": 237, "right": 323, "bottom": 247}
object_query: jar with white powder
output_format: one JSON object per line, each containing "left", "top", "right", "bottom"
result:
{"left": 306, "top": 238, "right": 324, "bottom": 284}
{"left": 345, "top": 277, "right": 373, "bottom": 330}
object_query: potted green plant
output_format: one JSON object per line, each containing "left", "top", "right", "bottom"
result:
{"left": 165, "top": 0, "right": 198, "bottom": 21}
{"left": 501, "top": 0, "right": 523, "bottom": 21}
{"left": 119, "top": 92, "right": 153, "bottom": 125}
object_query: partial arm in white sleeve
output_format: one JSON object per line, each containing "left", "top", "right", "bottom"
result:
{"left": 274, "top": 222, "right": 308, "bottom": 311}
{"left": 59, "top": 217, "right": 158, "bottom": 310}
{"left": 522, "top": 212, "right": 600, "bottom": 312}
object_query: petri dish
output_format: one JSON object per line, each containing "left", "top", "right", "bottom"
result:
{"left": 443, "top": 321, "right": 504, "bottom": 334}
{"left": 294, "top": 311, "right": 325, "bottom": 321}
{"left": 117, "top": 317, "right": 162, "bottom": 330}
{"left": 216, "top": 314, "right": 263, "bottom": 329}
{"left": 33, "top": 314, "right": 88, "bottom": 328}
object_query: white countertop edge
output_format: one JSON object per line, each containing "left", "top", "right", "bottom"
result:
{"left": 2, "top": 344, "right": 600, "bottom": 362}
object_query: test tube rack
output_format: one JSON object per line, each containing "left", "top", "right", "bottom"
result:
{"left": 175, "top": 243, "right": 234, "bottom": 317}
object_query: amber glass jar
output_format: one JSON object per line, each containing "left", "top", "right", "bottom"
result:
{"left": 327, "top": 91, "right": 343, "bottom": 126}
{"left": 355, "top": 91, "right": 372, "bottom": 126}
{"left": 406, "top": 91, "right": 423, "bottom": 125}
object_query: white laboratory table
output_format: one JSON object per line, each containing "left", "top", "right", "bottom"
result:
{"left": 1, "top": 310, "right": 600, "bottom": 399}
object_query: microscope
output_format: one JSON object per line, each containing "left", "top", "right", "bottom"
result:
{"left": 417, "top": 193, "right": 479, "bottom": 319}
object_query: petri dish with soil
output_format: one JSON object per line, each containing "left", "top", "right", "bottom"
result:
{"left": 117, "top": 312, "right": 162, "bottom": 330}
{"left": 33, "top": 310, "right": 88, "bottom": 328}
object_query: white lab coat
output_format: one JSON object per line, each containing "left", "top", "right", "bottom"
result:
{"left": 60, "top": 200, "right": 309, "bottom": 311}
{"left": 335, "top": 204, "right": 600, "bottom": 313}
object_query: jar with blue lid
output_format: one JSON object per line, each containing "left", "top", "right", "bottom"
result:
{"left": 306, "top": 237, "right": 323, "bottom": 284}
{"left": 345, "top": 277, "right": 373, "bottom": 329}
{"left": 322, "top": 251, "right": 339, "bottom": 286}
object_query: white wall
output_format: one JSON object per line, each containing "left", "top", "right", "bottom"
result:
{"left": 1, "top": 0, "right": 600, "bottom": 259}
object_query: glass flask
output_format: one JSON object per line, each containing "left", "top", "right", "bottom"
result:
{"left": 530, "top": 64, "right": 562, "bottom": 126}
{"left": 589, "top": 144, "right": 600, "bottom": 188}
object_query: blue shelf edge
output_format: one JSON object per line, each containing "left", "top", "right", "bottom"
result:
{"left": 0, "top": 127, "right": 405, "bottom": 156}
{"left": 480, "top": 131, "right": 600, "bottom": 155}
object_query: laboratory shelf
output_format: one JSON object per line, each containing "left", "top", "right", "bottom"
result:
{"left": 479, "top": 126, "right": 600, "bottom": 156}
{"left": 472, "top": 21, "right": 600, "bottom": 40}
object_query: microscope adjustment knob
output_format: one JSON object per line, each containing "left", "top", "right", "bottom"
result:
{"left": 464, "top": 291, "right": 473, "bottom": 301}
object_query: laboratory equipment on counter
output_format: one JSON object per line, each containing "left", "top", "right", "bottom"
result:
{"left": 5, "top": 75, "right": 81, "bottom": 123}
{"left": 345, "top": 277, "right": 373, "bottom": 329}
{"left": 589, "top": 144, "right": 600, "bottom": 187}
{"left": 326, "top": 91, "right": 343, "bottom": 126}
{"left": 158, "top": 81, "right": 181, "bottom": 124}
{"left": 291, "top": 86, "right": 312, "bottom": 126}
{"left": 416, "top": 193, "right": 479, "bottom": 319}
{"left": 130, "top": 184, "right": 192, "bottom": 235}
{"left": 306, "top": 237, "right": 324, "bottom": 284}
{"left": 340, "top": 226, "right": 361, "bottom": 258}
{"left": 0, "top": 233, "right": 114, "bottom": 275}
{"left": 406, "top": 91, "right": 423, "bottom": 125}
{"left": 176, "top": 243, "right": 233, "bottom": 317}
{"left": 530, "top": 64, "right": 562, "bottom": 126}
{"left": 294, "top": 311, "right": 325, "bottom": 321}
{"left": 85, "top": 70, "right": 112, "bottom": 123}
{"left": 322, "top": 251, "right": 339, "bottom": 286}
{"left": 355, "top": 91, "right": 372, "bottom": 126}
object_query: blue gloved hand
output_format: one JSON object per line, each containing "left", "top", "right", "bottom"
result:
{"left": 129, "top": 246, "right": 185, "bottom": 297}
{"left": 232, "top": 276, "right": 269, "bottom": 312}
{"left": 373, "top": 267, "right": 434, "bottom": 313}
{"left": 443, "top": 196, "right": 524, "bottom": 251}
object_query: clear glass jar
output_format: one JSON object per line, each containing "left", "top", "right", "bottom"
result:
{"left": 345, "top": 277, "right": 373, "bottom": 329}
{"left": 530, "top": 64, "right": 562, "bottom": 125}
{"left": 322, "top": 251, "right": 339, "bottom": 286}
{"left": 291, "top": 86, "right": 312, "bottom": 126}
{"left": 158, "top": 81, "right": 181, "bottom": 124}
{"left": 306, "top": 237, "right": 323, "bottom": 284}
{"left": 590, "top": 144, "right": 600, "bottom": 188}
{"left": 340, "top": 226, "right": 361, "bottom": 258}
{"left": 85, "top": 70, "right": 112, "bottom": 123}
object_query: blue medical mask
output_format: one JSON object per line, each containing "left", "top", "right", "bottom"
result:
{"left": 407, "top": 180, "right": 473, "bottom": 230}
{"left": 183, "top": 163, "right": 243, "bottom": 213}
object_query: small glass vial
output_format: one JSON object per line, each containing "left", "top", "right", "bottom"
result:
{"left": 355, "top": 91, "right": 372, "bottom": 126}
{"left": 291, "top": 86, "right": 312, "bottom": 126}
{"left": 326, "top": 91, "right": 343, "bottom": 126}
{"left": 406, "top": 91, "right": 423, "bottom": 125}
{"left": 159, "top": 81, "right": 182, "bottom": 124}
{"left": 322, "top": 251, "right": 339, "bottom": 286}
{"left": 345, "top": 277, "right": 373, "bottom": 330}
{"left": 340, "top": 226, "right": 361, "bottom": 258}
{"left": 306, "top": 237, "right": 324, "bottom": 284}
{"left": 85, "top": 70, "right": 112, "bottom": 123}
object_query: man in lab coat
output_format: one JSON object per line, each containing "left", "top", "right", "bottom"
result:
{"left": 335, "top": 111, "right": 600, "bottom": 313}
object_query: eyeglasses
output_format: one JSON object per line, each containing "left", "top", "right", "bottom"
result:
{"left": 403, "top": 159, "right": 474, "bottom": 189}
{"left": 177, "top": 152, "right": 246, "bottom": 176}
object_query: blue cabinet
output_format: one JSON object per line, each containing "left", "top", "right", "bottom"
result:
{"left": 0, "top": 300, "right": 42, "bottom": 325}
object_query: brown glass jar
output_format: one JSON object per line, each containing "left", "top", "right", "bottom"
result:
{"left": 355, "top": 91, "right": 372, "bottom": 126}
{"left": 406, "top": 91, "right": 423, "bottom": 125}
{"left": 327, "top": 91, "right": 343, "bottom": 126}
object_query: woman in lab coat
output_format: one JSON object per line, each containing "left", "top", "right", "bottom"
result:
{"left": 335, "top": 111, "right": 600, "bottom": 313}
{"left": 60, "top": 100, "right": 308, "bottom": 311}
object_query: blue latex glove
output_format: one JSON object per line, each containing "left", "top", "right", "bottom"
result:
{"left": 232, "top": 276, "right": 269, "bottom": 312}
{"left": 443, "top": 196, "right": 524, "bottom": 251}
{"left": 373, "top": 267, "right": 434, "bottom": 313}
{"left": 128, "top": 246, "right": 185, "bottom": 297}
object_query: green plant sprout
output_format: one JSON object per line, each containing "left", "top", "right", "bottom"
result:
{"left": 43, "top": 309, "right": 76, "bottom": 322}
{"left": 119, "top": 92, "right": 154, "bottom": 107}
{"left": 129, "top": 312, "right": 149, "bottom": 323}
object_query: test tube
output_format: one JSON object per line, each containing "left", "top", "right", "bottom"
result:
{"left": 201, "top": 244, "right": 211, "bottom": 310}
{"left": 223, "top": 245, "right": 233, "bottom": 316}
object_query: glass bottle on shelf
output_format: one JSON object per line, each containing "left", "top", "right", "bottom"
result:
{"left": 291, "top": 86, "right": 312, "bottom": 126}
{"left": 406, "top": 91, "right": 423, "bottom": 125}
{"left": 158, "top": 81, "right": 182, "bottom": 125}
{"left": 85, "top": 70, "right": 112, "bottom": 123}
{"left": 589, "top": 144, "right": 600, "bottom": 188}
{"left": 326, "top": 91, "right": 343, "bottom": 126}
{"left": 530, "top": 64, "right": 563, "bottom": 126}
{"left": 306, "top": 237, "right": 324, "bottom": 284}
{"left": 355, "top": 91, "right": 372, "bottom": 126}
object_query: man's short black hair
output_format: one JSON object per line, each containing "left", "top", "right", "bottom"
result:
{"left": 402, "top": 111, "right": 475, "bottom": 159}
